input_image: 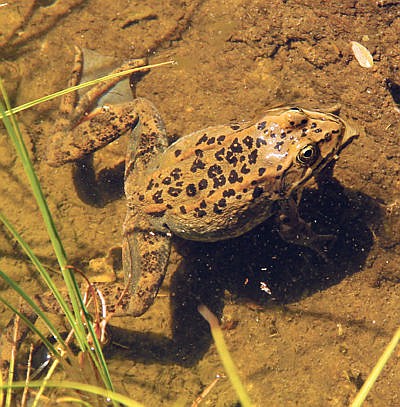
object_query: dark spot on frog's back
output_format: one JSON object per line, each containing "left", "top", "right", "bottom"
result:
{"left": 196, "top": 133, "right": 208, "bottom": 145}
{"left": 207, "top": 164, "right": 223, "bottom": 178}
{"left": 217, "top": 135, "right": 226, "bottom": 144}
{"left": 198, "top": 179, "right": 208, "bottom": 190}
{"left": 218, "top": 198, "right": 227, "bottom": 207}
{"left": 194, "top": 208, "right": 207, "bottom": 218}
{"left": 257, "top": 121, "right": 266, "bottom": 130}
{"left": 256, "top": 137, "right": 267, "bottom": 148}
{"left": 190, "top": 158, "right": 206, "bottom": 173}
{"left": 212, "top": 175, "right": 226, "bottom": 188}
{"left": 223, "top": 188, "right": 235, "bottom": 198}
{"left": 152, "top": 190, "right": 163, "bottom": 204}
{"left": 170, "top": 168, "right": 182, "bottom": 180}
{"left": 229, "top": 138, "right": 243, "bottom": 153}
{"left": 167, "top": 186, "right": 182, "bottom": 197}
{"left": 215, "top": 147, "right": 225, "bottom": 161}
{"left": 174, "top": 149, "right": 182, "bottom": 157}
{"left": 207, "top": 137, "right": 216, "bottom": 145}
{"left": 243, "top": 136, "right": 253, "bottom": 149}
{"left": 248, "top": 149, "right": 258, "bottom": 164}
{"left": 240, "top": 164, "right": 250, "bottom": 174}
{"left": 213, "top": 203, "right": 223, "bottom": 214}
{"left": 225, "top": 151, "right": 238, "bottom": 166}
{"left": 228, "top": 169, "right": 243, "bottom": 184}
{"left": 230, "top": 124, "right": 240, "bottom": 131}
{"left": 147, "top": 179, "right": 155, "bottom": 190}
{"left": 186, "top": 183, "right": 197, "bottom": 197}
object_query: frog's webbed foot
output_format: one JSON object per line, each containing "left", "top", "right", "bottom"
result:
{"left": 121, "top": 211, "right": 171, "bottom": 317}
{"left": 278, "top": 215, "right": 335, "bottom": 260}
{"left": 276, "top": 198, "right": 335, "bottom": 260}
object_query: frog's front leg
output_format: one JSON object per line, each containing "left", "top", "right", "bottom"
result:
{"left": 276, "top": 198, "right": 334, "bottom": 257}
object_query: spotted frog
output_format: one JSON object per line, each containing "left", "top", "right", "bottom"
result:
{"left": 47, "top": 55, "right": 358, "bottom": 317}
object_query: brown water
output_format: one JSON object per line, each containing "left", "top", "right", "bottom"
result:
{"left": 1, "top": 0, "right": 400, "bottom": 405}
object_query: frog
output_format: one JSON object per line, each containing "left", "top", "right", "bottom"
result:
{"left": 47, "top": 50, "right": 359, "bottom": 317}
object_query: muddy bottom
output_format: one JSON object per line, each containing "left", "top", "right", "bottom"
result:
{"left": 1, "top": 0, "right": 400, "bottom": 406}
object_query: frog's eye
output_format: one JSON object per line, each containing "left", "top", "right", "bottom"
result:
{"left": 296, "top": 144, "right": 319, "bottom": 166}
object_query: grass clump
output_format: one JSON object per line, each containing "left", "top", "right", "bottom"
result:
{"left": 0, "top": 78, "right": 116, "bottom": 405}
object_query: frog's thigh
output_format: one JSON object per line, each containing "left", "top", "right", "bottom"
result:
{"left": 122, "top": 211, "right": 171, "bottom": 317}
{"left": 124, "top": 97, "right": 167, "bottom": 173}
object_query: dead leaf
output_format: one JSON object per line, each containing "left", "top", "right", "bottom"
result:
{"left": 351, "top": 41, "right": 374, "bottom": 68}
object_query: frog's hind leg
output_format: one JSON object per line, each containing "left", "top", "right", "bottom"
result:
{"left": 122, "top": 98, "right": 171, "bottom": 317}
{"left": 59, "top": 46, "right": 83, "bottom": 115}
{"left": 47, "top": 48, "right": 149, "bottom": 167}
{"left": 122, "top": 210, "right": 172, "bottom": 317}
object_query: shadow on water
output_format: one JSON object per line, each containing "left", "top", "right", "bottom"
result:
{"left": 71, "top": 156, "right": 125, "bottom": 207}
{"left": 106, "top": 176, "right": 381, "bottom": 367}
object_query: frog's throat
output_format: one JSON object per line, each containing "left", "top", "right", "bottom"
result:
{"left": 285, "top": 166, "right": 314, "bottom": 197}
{"left": 285, "top": 149, "right": 334, "bottom": 196}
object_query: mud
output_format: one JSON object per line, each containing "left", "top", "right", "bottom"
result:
{"left": 1, "top": 0, "right": 400, "bottom": 405}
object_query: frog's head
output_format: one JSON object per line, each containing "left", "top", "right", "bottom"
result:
{"left": 278, "top": 107, "right": 359, "bottom": 197}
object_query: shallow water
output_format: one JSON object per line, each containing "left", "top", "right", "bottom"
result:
{"left": 1, "top": 0, "right": 400, "bottom": 405}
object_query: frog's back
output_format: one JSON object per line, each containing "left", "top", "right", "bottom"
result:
{"left": 130, "top": 121, "right": 285, "bottom": 241}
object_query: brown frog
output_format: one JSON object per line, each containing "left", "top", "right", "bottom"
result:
{"left": 47, "top": 54, "right": 359, "bottom": 317}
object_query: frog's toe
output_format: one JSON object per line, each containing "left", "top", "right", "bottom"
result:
{"left": 304, "top": 233, "right": 337, "bottom": 262}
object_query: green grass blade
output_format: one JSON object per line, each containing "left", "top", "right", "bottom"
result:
{"left": 0, "top": 83, "right": 87, "bottom": 348}
{"left": 198, "top": 305, "right": 252, "bottom": 407}
{"left": 0, "top": 81, "right": 115, "bottom": 393}
{"left": 0, "top": 272, "right": 66, "bottom": 353}
{"left": 0, "top": 294, "right": 63, "bottom": 359}
{"left": 0, "top": 211, "right": 76, "bottom": 329}
{"left": 3, "top": 60, "right": 174, "bottom": 116}
{"left": 351, "top": 325, "right": 400, "bottom": 407}
{"left": 0, "top": 380, "right": 145, "bottom": 407}
{"left": 0, "top": 87, "right": 67, "bottom": 269}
